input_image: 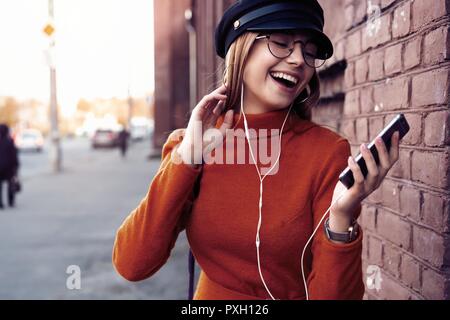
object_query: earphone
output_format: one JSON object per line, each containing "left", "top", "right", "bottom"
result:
{"left": 240, "top": 83, "right": 348, "bottom": 300}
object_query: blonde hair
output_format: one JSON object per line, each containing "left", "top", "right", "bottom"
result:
{"left": 221, "top": 31, "right": 321, "bottom": 128}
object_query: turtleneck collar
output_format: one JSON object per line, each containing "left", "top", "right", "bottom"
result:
{"left": 216, "top": 107, "right": 296, "bottom": 138}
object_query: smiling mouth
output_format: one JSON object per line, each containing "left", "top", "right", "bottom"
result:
{"left": 269, "top": 72, "right": 299, "bottom": 89}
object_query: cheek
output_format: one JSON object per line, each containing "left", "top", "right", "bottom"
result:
{"left": 301, "top": 70, "right": 315, "bottom": 89}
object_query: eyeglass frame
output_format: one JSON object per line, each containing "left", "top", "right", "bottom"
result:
{"left": 254, "top": 34, "right": 327, "bottom": 68}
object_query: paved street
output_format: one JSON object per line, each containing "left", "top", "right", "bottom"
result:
{"left": 0, "top": 137, "right": 196, "bottom": 299}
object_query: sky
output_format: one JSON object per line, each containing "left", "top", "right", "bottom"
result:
{"left": 0, "top": 0, "right": 154, "bottom": 116}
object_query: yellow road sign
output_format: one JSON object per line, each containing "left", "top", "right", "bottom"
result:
{"left": 43, "top": 24, "right": 54, "bottom": 37}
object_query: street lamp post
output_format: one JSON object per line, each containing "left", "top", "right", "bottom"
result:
{"left": 46, "top": 0, "right": 62, "bottom": 172}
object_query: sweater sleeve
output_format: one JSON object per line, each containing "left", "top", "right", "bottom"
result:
{"left": 307, "top": 139, "right": 365, "bottom": 300}
{"left": 112, "top": 129, "right": 202, "bottom": 281}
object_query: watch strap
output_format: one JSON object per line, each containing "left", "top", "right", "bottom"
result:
{"left": 324, "top": 217, "right": 359, "bottom": 243}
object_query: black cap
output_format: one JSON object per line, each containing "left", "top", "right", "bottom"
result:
{"left": 215, "top": 0, "right": 333, "bottom": 60}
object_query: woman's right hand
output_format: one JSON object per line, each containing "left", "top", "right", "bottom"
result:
{"left": 176, "top": 84, "right": 235, "bottom": 167}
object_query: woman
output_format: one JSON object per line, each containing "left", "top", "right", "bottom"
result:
{"left": 113, "top": 0, "right": 400, "bottom": 300}
{"left": 0, "top": 124, "right": 19, "bottom": 209}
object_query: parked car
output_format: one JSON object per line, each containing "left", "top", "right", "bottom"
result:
{"left": 129, "top": 117, "right": 154, "bottom": 141}
{"left": 91, "top": 129, "right": 119, "bottom": 148}
{"left": 15, "top": 129, "right": 45, "bottom": 152}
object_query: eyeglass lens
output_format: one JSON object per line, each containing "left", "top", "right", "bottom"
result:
{"left": 267, "top": 34, "right": 326, "bottom": 68}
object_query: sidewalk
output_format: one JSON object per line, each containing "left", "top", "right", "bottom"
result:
{"left": 0, "top": 138, "right": 193, "bottom": 299}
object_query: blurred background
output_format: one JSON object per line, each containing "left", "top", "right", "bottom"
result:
{"left": 0, "top": 0, "right": 449, "bottom": 300}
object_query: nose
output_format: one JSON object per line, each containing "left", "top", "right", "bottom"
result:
{"left": 286, "top": 43, "right": 306, "bottom": 66}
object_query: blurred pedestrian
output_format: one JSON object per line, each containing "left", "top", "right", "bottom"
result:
{"left": 118, "top": 128, "right": 129, "bottom": 158}
{"left": 0, "top": 124, "right": 20, "bottom": 209}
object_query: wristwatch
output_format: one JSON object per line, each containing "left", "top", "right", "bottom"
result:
{"left": 324, "top": 217, "right": 359, "bottom": 243}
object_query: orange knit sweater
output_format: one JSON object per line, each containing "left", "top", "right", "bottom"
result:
{"left": 113, "top": 107, "right": 364, "bottom": 300}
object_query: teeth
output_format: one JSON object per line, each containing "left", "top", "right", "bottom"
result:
{"left": 270, "top": 72, "right": 298, "bottom": 85}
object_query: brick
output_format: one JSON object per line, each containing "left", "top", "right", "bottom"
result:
{"left": 362, "top": 27, "right": 375, "bottom": 52}
{"left": 363, "top": 205, "right": 377, "bottom": 231}
{"left": 381, "top": 180, "right": 400, "bottom": 212}
{"left": 411, "top": 69, "right": 449, "bottom": 108}
{"left": 413, "top": 226, "right": 445, "bottom": 268}
{"left": 399, "top": 184, "right": 421, "bottom": 220}
{"left": 368, "top": 184, "right": 382, "bottom": 204}
{"left": 444, "top": 199, "right": 450, "bottom": 233}
{"left": 400, "top": 113, "right": 421, "bottom": 146}
{"left": 384, "top": 43, "right": 402, "bottom": 76}
{"left": 422, "top": 268, "right": 446, "bottom": 300}
{"left": 355, "top": 56, "right": 368, "bottom": 84}
{"left": 422, "top": 191, "right": 444, "bottom": 232}
{"left": 383, "top": 244, "right": 401, "bottom": 277}
{"left": 403, "top": 37, "right": 421, "bottom": 70}
{"left": 377, "top": 209, "right": 411, "bottom": 250}
{"left": 346, "top": 30, "right": 362, "bottom": 58}
{"left": 361, "top": 86, "right": 374, "bottom": 114}
{"left": 335, "top": 39, "right": 345, "bottom": 61}
{"left": 374, "top": 13, "right": 392, "bottom": 47}
{"left": 412, "top": 0, "right": 448, "bottom": 31}
{"left": 369, "top": 236, "right": 383, "bottom": 266}
{"left": 345, "top": 61, "right": 355, "bottom": 89}
{"left": 345, "top": 4, "right": 355, "bottom": 30}
{"left": 389, "top": 149, "right": 411, "bottom": 180}
{"left": 350, "top": 144, "right": 361, "bottom": 157}
{"left": 354, "top": 0, "right": 367, "bottom": 24}
{"left": 344, "top": 89, "right": 360, "bottom": 115}
{"left": 411, "top": 150, "right": 449, "bottom": 189}
{"left": 381, "top": 0, "right": 396, "bottom": 8}
{"left": 400, "top": 254, "right": 421, "bottom": 291}
{"left": 392, "top": 2, "right": 410, "bottom": 38}
{"left": 424, "top": 27, "right": 449, "bottom": 66}
{"left": 356, "top": 117, "right": 369, "bottom": 143}
{"left": 368, "top": 116, "right": 384, "bottom": 140}
{"left": 378, "top": 271, "right": 416, "bottom": 299}
{"left": 368, "top": 50, "right": 384, "bottom": 81}
{"left": 424, "top": 110, "right": 449, "bottom": 147}
{"left": 341, "top": 118, "right": 356, "bottom": 144}
{"left": 373, "top": 77, "right": 409, "bottom": 111}
{"left": 362, "top": 228, "right": 369, "bottom": 259}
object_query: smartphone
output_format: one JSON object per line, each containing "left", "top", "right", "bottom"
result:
{"left": 339, "top": 113, "right": 410, "bottom": 189}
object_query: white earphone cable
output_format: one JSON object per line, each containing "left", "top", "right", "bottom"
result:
{"left": 240, "top": 83, "right": 348, "bottom": 300}
{"left": 241, "top": 83, "right": 293, "bottom": 300}
{"left": 300, "top": 189, "right": 347, "bottom": 300}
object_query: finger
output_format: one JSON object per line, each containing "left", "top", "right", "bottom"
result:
{"left": 348, "top": 156, "right": 365, "bottom": 185}
{"left": 360, "top": 143, "right": 379, "bottom": 183}
{"left": 212, "top": 100, "right": 225, "bottom": 115}
{"left": 389, "top": 131, "right": 400, "bottom": 163}
{"left": 219, "top": 109, "right": 234, "bottom": 135}
{"left": 204, "top": 94, "right": 227, "bottom": 109}
{"left": 374, "top": 136, "right": 390, "bottom": 170}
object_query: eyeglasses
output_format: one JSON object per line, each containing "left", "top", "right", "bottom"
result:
{"left": 255, "top": 33, "right": 326, "bottom": 68}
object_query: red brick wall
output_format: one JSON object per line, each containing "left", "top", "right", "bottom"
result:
{"left": 337, "top": 0, "right": 450, "bottom": 299}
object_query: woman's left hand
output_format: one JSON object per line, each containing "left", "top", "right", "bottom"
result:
{"left": 330, "top": 131, "right": 400, "bottom": 221}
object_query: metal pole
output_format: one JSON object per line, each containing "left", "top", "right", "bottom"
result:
{"left": 185, "top": 4, "right": 197, "bottom": 111}
{"left": 48, "top": 0, "right": 62, "bottom": 172}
